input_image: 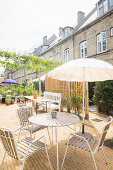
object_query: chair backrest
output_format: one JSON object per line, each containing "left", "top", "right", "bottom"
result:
{"left": 0, "top": 127, "right": 18, "bottom": 159}
{"left": 97, "top": 116, "right": 112, "bottom": 150}
{"left": 17, "top": 106, "right": 33, "bottom": 126}
{"left": 44, "top": 91, "right": 61, "bottom": 111}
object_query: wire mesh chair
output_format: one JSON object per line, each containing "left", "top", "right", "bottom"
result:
{"left": 61, "top": 116, "right": 113, "bottom": 170}
{"left": 17, "top": 106, "right": 51, "bottom": 142}
{"left": 0, "top": 127, "right": 52, "bottom": 170}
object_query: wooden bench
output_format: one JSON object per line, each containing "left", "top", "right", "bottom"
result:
{"left": 42, "top": 92, "right": 61, "bottom": 112}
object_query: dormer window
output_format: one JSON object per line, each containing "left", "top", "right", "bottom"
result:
{"left": 63, "top": 27, "right": 71, "bottom": 38}
{"left": 109, "top": 0, "right": 113, "bottom": 8}
{"left": 42, "top": 45, "right": 48, "bottom": 53}
{"left": 97, "top": 0, "right": 113, "bottom": 17}
{"left": 65, "top": 28, "right": 70, "bottom": 37}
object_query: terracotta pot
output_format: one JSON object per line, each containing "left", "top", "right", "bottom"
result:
{"left": 33, "top": 93, "right": 38, "bottom": 99}
{"left": 11, "top": 99, "right": 15, "bottom": 104}
{"left": 21, "top": 98, "right": 25, "bottom": 103}
{"left": 5, "top": 100, "right": 11, "bottom": 105}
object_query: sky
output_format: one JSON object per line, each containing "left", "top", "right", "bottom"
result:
{"left": 0, "top": 0, "right": 98, "bottom": 74}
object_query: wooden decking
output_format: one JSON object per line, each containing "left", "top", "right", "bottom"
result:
{"left": 0, "top": 103, "right": 113, "bottom": 170}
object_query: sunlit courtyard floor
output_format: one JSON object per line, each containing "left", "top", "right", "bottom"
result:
{"left": 0, "top": 102, "right": 113, "bottom": 170}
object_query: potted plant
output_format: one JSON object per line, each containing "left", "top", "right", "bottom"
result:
{"left": 5, "top": 95, "right": 11, "bottom": 105}
{"left": 11, "top": 98, "right": 15, "bottom": 104}
{"left": 70, "top": 93, "right": 82, "bottom": 116}
{"left": 61, "top": 96, "right": 67, "bottom": 111}
{"left": 32, "top": 90, "right": 38, "bottom": 99}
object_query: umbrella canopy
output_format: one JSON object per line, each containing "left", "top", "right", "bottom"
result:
{"left": 47, "top": 58, "right": 113, "bottom": 133}
{"left": 1, "top": 79, "right": 18, "bottom": 84}
{"left": 47, "top": 58, "right": 113, "bottom": 82}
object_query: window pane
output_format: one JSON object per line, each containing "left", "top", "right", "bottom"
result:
{"left": 110, "top": 0, "right": 113, "bottom": 8}
{"left": 104, "top": 0, "right": 108, "bottom": 13}
{"left": 98, "top": 42, "right": 101, "bottom": 53}
{"left": 99, "top": 6, "right": 104, "bottom": 16}
{"left": 102, "top": 32, "right": 106, "bottom": 39}
{"left": 85, "top": 48, "right": 87, "bottom": 56}
{"left": 102, "top": 40, "right": 106, "bottom": 51}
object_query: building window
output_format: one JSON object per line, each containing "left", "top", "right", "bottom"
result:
{"left": 97, "top": 0, "right": 109, "bottom": 17}
{"left": 56, "top": 53, "right": 59, "bottom": 60}
{"left": 103, "top": 0, "right": 108, "bottom": 13}
{"left": 109, "top": 0, "right": 113, "bottom": 8}
{"left": 98, "top": 3, "right": 104, "bottom": 16}
{"left": 64, "top": 49, "right": 69, "bottom": 62}
{"left": 110, "top": 28, "right": 113, "bottom": 36}
{"left": 64, "top": 28, "right": 70, "bottom": 37}
{"left": 97, "top": 32, "right": 107, "bottom": 53}
{"left": 80, "top": 41, "right": 87, "bottom": 58}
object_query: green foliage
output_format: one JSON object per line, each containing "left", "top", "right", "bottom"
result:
{"left": 0, "top": 50, "right": 63, "bottom": 75}
{"left": 70, "top": 86, "right": 82, "bottom": 115}
{"left": 33, "top": 81, "right": 45, "bottom": 93}
{"left": 94, "top": 80, "right": 113, "bottom": 115}
{"left": 88, "top": 82, "right": 95, "bottom": 105}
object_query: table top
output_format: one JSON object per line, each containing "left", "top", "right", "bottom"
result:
{"left": 29, "top": 112, "right": 80, "bottom": 127}
{"left": 24, "top": 96, "right": 50, "bottom": 102}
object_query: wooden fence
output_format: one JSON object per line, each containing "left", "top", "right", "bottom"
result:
{"left": 45, "top": 76, "right": 89, "bottom": 118}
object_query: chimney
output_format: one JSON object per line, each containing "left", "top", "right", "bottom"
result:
{"left": 43, "top": 36, "right": 47, "bottom": 44}
{"left": 59, "top": 27, "right": 63, "bottom": 37}
{"left": 77, "top": 11, "right": 85, "bottom": 24}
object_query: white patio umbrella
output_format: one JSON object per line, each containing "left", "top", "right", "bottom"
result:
{"left": 47, "top": 58, "right": 113, "bottom": 131}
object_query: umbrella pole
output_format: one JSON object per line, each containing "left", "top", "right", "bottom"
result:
{"left": 82, "top": 81, "right": 85, "bottom": 134}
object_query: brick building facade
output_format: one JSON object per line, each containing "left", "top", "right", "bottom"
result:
{"left": 5, "top": 0, "right": 113, "bottom": 82}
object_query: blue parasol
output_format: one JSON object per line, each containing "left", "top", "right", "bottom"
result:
{"left": 1, "top": 79, "right": 18, "bottom": 84}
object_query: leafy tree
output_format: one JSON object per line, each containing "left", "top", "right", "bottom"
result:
{"left": 0, "top": 50, "right": 62, "bottom": 72}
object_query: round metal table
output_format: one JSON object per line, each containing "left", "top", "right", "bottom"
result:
{"left": 29, "top": 112, "right": 79, "bottom": 170}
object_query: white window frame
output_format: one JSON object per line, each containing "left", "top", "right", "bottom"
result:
{"left": 110, "top": 28, "right": 113, "bottom": 36}
{"left": 97, "top": 32, "right": 107, "bottom": 54}
{"left": 64, "top": 49, "right": 69, "bottom": 62}
{"left": 80, "top": 41, "right": 87, "bottom": 58}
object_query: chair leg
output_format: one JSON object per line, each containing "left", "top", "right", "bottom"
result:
{"left": 17, "top": 129, "right": 21, "bottom": 142}
{"left": 90, "top": 152, "right": 98, "bottom": 170}
{"left": 74, "top": 124, "right": 76, "bottom": 132}
{"left": 21, "top": 157, "right": 26, "bottom": 170}
{"left": 61, "top": 141, "right": 69, "bottom": 170}
{"left": 1, "top": 151, "right": 6, "bottom": 170}
{"left": 47, "top": 127, "right": 51, "bottom": 144}
{"left": 44, "top": 137, "right": 52, "bottom": 170}
{"left": 101, "top": 148, "right": 108, "bottom": 165}
{"left": 52, "top": 126, "right": 53, "bottom": 143}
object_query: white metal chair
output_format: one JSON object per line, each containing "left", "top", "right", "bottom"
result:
{"left": 0, "top": 126, "right": 52, "bottom": 170}
{"left": 17, "top": 106, "right": 51, "bottom": 142}
{"left": 61, "top": 116, "right": 113, "bottom": 170}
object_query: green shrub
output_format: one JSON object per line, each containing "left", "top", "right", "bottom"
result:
{"left": 94, "top": 80, "right": 113, "bottom": 115}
